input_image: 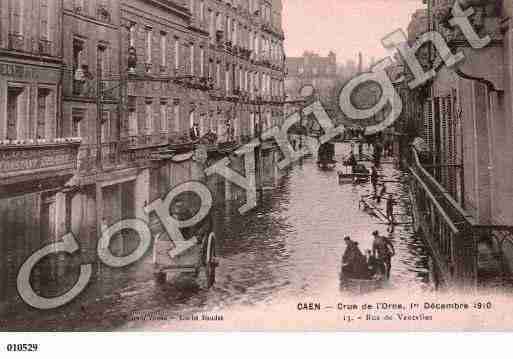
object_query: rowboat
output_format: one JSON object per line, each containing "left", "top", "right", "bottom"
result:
{"left": 339, "top": 273, "right": 386, "bottom": 293}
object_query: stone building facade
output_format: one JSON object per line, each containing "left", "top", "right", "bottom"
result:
{"left": 285, "top": 51, "right": 338, "bottom": 104}
{"left": 402, "top": 0, "right": 513, "bottom": 286}
{"left": 0, "top": 0, "right": 62, "bottom": 142}
{"left": 415, "top": 0, "right": 509, "bottom": 225}
{"left": 0, "top": 0, "right": 286, "bottom": 312}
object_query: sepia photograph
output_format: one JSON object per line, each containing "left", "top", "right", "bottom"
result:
{"left": 1, "top": 0, "right": 513, "bottom": 338}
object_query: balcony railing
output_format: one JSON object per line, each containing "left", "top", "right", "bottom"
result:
{"left": 78, "top": 134, "right": 170, "bottom": 173}
{"left": 124, "top": 133, "right": 168, "bottom": 148}
{"left": 408, "top": 146, "right": 476, "bottom": 287}
{"left": 0, "top": 138, "right": 81, "bottom": 184}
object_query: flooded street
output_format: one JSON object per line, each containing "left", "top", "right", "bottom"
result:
{"left": 4, "top": 144, "right": 431, "bottom": 331}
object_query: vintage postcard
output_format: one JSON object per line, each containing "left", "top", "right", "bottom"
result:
{"left": 1, "top": 0, "right": 513, "bottom": 336}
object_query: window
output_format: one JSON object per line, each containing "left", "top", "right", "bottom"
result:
{"left": 174, "top": 37, "right": 180, "bottom": 70}
{"left": 128, "top": 109, "right": 138, "bottom": 136}
{"left": 233, "top": 22, "right": 238, "bottom": 46}
{"left": 71, "top": 109, "right": 84, "bottom": 138}
{"left": 216, "top": 12, "right": 222, "bottom": 31}
{"left": 200, "top": 0, "right": 205, "bottom": 21}
{"left": 129, "top": 23, "right": 136, "bottom": 47}
{"left": 189, "top": 107, "right": 195, "bottom": 129}
{"left": 216, "top": 62, "right": 221, "bottom": 88}
{"left": 225, "top": 67, "right": 230, "bottom": 93}
{"left": 199, "top": 47, "right": 205, "bottom": 76}
{"left": 40, "top": 0, "right": 49, "bottom": 39}
{"left": 189, "top": 44, "right": 195, "bottom": 75}
{"left": 160, "top": 100, "right": 168, "bottom": 132}
{"left": 160, "top": 32, "right": 167, "bottom": 68}
{"left": 249, "top": 112, "right": 255, "bottom": 136}
{"left": 98, "top": 45, "right": 109, "bottom": 77}
{"left": 145, "top": 99, "right": 153, "bottom": 134}
{"left": 145, "top": 26, "right": 152, "bottom": 64}
{"left": 6, "top": 87, "right": 23, "bottom": 140}
{"left": 37, "top": 89, "right": 50, "bottom": 139}
{"left": 101, "top": 111, "right": 110, "bottom": 143}
{"left": 209, "top": 10, "right": 214, "bottom": 43}
{"left": 226, "top": 17, "right": 231, "bottom": 41}
{"left": 173, "top": 100, "right": 180, "bottom": 132}
{"left": 10, "top": 0, "right": 23, "bottom": 34}
{"left": 98, "top": 45, "right": 109, "bottom": 95}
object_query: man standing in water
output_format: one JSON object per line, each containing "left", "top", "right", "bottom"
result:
{"left": 372, "top": 230, "right": 395, "bottom": 280}
{"left": 370, "top": 166, "right": 379, "bottom": 197}
{"left": 386, "top": 193, "right": 396, "bottom": 225}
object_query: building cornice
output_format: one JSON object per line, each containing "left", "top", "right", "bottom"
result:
{"left": 140, "top": 0, "right": 191, "bottom": 20}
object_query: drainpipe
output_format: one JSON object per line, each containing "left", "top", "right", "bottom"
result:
{"left": 59, "top": 0, "right": 65, "bottom": 138}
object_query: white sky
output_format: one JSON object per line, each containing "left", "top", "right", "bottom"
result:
{"left": 282, "top": 0, "right": 424, "bottom": 66}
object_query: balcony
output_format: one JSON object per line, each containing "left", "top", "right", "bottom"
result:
{"left": 124, "top": 133, "right": 168, "bottom": 149}
{"left": 0, "top": 138, "right": 81, "bottom": 185}
{"left": 77, "top": 134, "right": 170, "bottom": 174}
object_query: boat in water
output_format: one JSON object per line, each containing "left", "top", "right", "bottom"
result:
{"left": 338, "top": 163, "right": 370, "bottom": 184}
{"left": 317, "top": 141, "right": 337, "bottom": 170}
{"left": 339, "top": 273, "right": 386, "bottom": 293}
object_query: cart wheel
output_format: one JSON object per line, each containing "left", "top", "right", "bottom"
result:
{"left": 197, "top": 233, "right": 217, "bottom": 289}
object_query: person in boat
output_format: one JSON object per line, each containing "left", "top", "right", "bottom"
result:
{"left": 365, "top": 250, "right": 381, "bottom": 279}
{"left": 372, "top": 230, "right": 395, "bottom": 280}
{"left": 344, "top": 150, "right": 358, "bottom": 167}
{"left": 342, "top": 237, "right": 368, "bottom": 279}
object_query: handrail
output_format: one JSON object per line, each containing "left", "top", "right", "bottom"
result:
{"left": 409, "top": 166, "right": 460, "bottom": 234}
{"left": 411, "top": 147, "right": 475, "bottom": 224}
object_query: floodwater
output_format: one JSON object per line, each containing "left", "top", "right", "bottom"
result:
{"left": 3, "top": 143, "right": 432, "bottom": 331}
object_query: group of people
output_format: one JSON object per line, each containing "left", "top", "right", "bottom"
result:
{"left": 341, "top": 230, "right": 395, "bottom": 281}
{"left": 189, "top": 121, "right": 235, "bottom": 144}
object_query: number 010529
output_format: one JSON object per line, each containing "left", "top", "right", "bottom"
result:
{"left": 6, "top": 344, "right": 39, "bottom": 352}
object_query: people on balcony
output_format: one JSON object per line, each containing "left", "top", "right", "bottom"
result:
{"left": 190, "top": 123, "right": 201, "bottom": 141}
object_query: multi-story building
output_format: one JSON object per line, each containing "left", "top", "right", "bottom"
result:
{"left": 0, "top": 0, "right": 62, "bottom": 142}
{"left": 0, "top": 0, "right": 79, "bottom": 309}
{"left": 405, "top": 0, "right": 513, "bottom": 288}
{"left": 0, "top": 0, "right": 286, "bottom": 311}
{"left": 285, "top": 51, "right": 338, "bottom": 105}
